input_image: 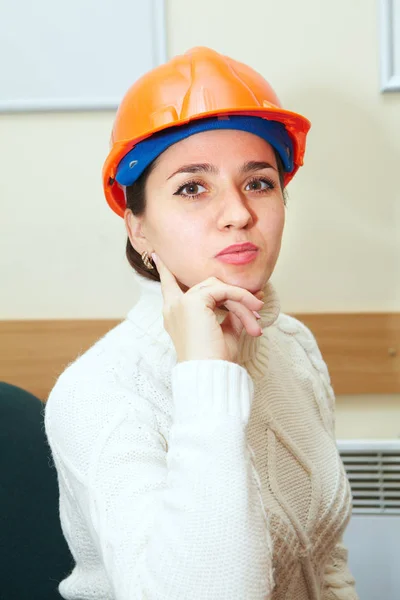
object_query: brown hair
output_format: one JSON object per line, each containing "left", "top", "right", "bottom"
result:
{"left": 125, "top": 148, "right": 288, "bottom": 282}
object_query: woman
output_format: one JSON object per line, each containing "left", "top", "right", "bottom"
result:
{"left": 45, "top": 47, "right": 358, "bottom": 599}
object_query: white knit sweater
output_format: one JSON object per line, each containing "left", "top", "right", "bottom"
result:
{"left": 44, "top": 274, "right": 359, "bottom": 600}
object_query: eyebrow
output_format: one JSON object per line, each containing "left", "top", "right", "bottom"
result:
{"left": 167, "top": 160, "right": 276, "bottom": 180}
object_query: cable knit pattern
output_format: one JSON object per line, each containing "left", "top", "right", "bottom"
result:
{"left": 44, "top": 273, "right": 359, "bottom": 600}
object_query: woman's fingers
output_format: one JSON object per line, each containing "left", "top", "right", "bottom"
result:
{"left": 153, "top": 253, "right": 264, "bottom": 336}
{"left": 151, "top": 253, "right": 264, "bottom": 362}
{"left": 153, "top": 253, "right": 264, "bottom": 315}
{"left": 223, "top": 299, "right": 263, "bottom": 337}
{"left": 189, "top": 279, "right": 264, "bottom": 314}
{"left": 152, "top": 253, "right": 183, "bottom": 303}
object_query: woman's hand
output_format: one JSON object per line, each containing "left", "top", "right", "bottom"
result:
{"left": 152, "top": 253, "right": 264, "bottom": 364}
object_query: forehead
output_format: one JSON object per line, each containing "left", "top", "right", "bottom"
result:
{"left": 156, "top": 128, "right": 277, "bottom": 168}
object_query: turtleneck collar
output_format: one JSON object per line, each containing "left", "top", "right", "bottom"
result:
{"left": 127, "top": 272, "right": 281, "bottom": 380}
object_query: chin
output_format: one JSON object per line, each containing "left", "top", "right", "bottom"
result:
{"left": 219, "top": 270, "right": 269, "bottom": 293}
{"left": 177, "top": 264, "right": 271, "bottom": 294}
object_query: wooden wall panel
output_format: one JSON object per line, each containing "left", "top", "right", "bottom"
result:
{"left": 0, "top": 314, "right": 399, "bottom": 400}
{"left": 0, "top": 320, "right": 119, "bottom": 401}
{"left": 295, "top": 313, "right": 399, "bottom": 395}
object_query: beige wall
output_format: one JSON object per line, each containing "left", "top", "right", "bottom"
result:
{"left": 336, "top": 395, "right": 400, "bottom": 439}
{"left": 1, "top": 0, "right": 399, "bottom": 437}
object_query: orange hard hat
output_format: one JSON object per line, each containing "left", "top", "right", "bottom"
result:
{"left": 102, "top": 46, "right": 311, "bottom": 217}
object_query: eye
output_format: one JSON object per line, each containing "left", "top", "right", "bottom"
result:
{"left": 245, "top": 177, "right": 275, "bottom": 193}
{"left": 173, "top": 180, "right": 207, "bottom": 199}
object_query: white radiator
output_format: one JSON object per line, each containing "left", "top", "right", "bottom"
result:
{"left": 337, "top": 439, "right": 400, "bottom": 600}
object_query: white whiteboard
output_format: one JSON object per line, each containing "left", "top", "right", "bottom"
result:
{"left": 380, "top": 0, "right": 400, "bottom": 91}
{"left": 0, "top": 0, "right": 166, "bottom": 112}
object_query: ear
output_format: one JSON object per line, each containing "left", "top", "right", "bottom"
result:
{"left": 124, "top": 209, "right": 148, "bottom": 255}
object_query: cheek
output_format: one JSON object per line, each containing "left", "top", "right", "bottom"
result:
{"left": 260, "top": 201, "right": 285, "bottom": 240}
{"left": 156, "top": 214, "right": 210, "bottom": 290}
{"left": 155, "top": 208, "right": 207, "bottom": 255}
{"left": 176, "top": 214, "right": 207, "bottom": 242}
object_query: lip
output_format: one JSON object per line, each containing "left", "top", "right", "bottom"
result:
{"left": 216, "top": 242, "right": 259, "bottom": 257}
{"left": 216, "top": 249, "right": 259, "bottom": 265}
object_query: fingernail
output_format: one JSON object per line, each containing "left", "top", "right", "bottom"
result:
{"left": 252, "top": 311, "right": 261, "bottom": 319}
{"left": 151, "top": 252, "right": 158, "bottom": 264}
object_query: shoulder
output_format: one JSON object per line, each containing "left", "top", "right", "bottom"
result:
{"left": 270, "top": 312, "right": 331, "bottom": 385}
{"left": 271, "top": 313, "right": 336, "bottom": 431}
{"left": 270, "top": 314, "right": 335, "bottom": 415}
{"left": 44, "top": 319, "right": 159, "bottom": 470}
{"left": 46, "top": 316, "right": 154, "bottom": 413}
{"left": 48, "top": 318, "right": 144, "bottom": 398}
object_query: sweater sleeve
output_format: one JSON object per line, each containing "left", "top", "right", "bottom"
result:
{"left": 322, "top": 536, "right": 359, "bottom": 600}
{"left": 45, "top": 359, "right": 274, "bottom": 600}
{"left": 287, "top": 319, "right": 360, "bottom": 600}
{"left": 319, "top": 374, "right": 360, "bottom": 600}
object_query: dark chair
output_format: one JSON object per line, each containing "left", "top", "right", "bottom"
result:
{"left": 0, "top": 382, "right": 74, "bottom": 599}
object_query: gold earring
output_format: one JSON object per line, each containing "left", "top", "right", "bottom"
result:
{"left": 141, "top": 250, "right": 155, "bottom": 270}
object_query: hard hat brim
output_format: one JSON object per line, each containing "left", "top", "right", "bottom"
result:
{"left": 103, "top": 107, "right": 311, "bottom": 218}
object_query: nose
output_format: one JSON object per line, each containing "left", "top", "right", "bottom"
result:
{"left": 216, "top": 187, "right": 254, "bottom": 230}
